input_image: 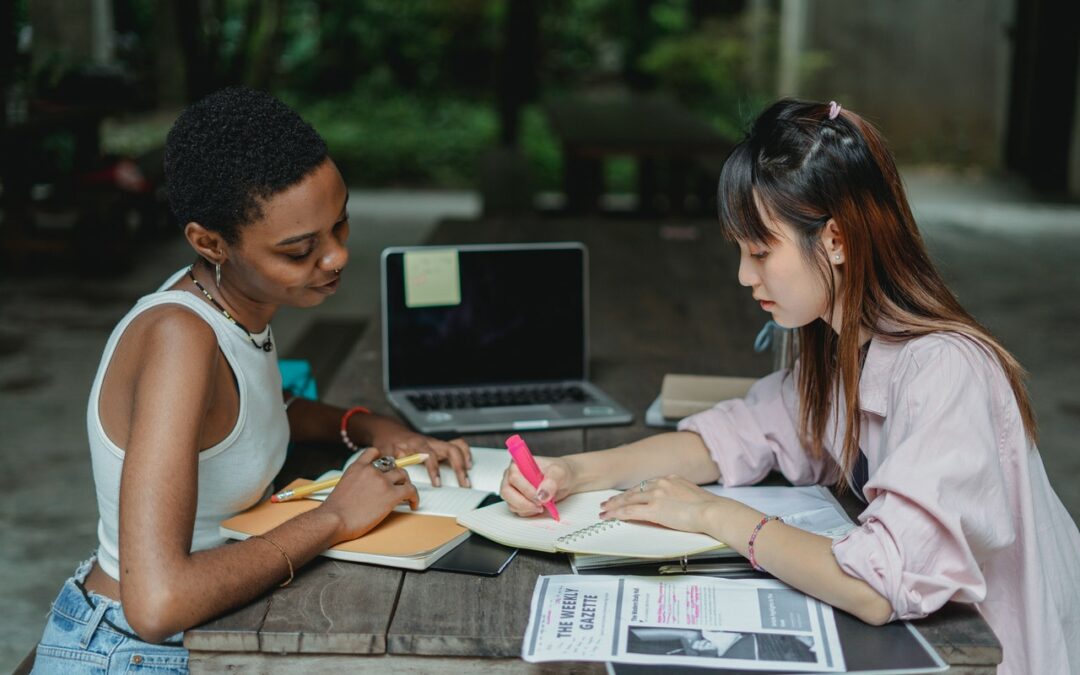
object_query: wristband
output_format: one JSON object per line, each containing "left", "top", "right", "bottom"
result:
{"left": 340, "top": 406, "right": 372, "bottom": 451}
{"left": 748, "top": 515, "right": 782, "bottom": 572}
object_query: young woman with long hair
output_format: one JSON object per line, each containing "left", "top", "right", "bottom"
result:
{"left": 500, "top": 99, "right": 1080, "bottom": 674}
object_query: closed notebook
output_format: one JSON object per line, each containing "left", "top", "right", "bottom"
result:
{"left": 659, "top": 374, "right": 757, "bottom": 419}
{"left": 220, "top": 479, "right": 470, "bottom": 571}
{"left": 457, "top": 490, "right": 724, "bottom": 559}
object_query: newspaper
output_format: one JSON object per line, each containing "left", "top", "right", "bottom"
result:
{"left": 523, "top": 575, "right": 844, "bottom": 671}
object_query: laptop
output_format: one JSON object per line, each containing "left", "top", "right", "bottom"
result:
{"left": 381, "top": 242, "right": 633, "bottom": 436}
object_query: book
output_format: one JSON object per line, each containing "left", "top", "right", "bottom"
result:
{"left": 659, "top": 374, "right": 757, "bottom": 419}
{"left": 457, "top": 490, "right": 725, "bottom": 559}
{"left": 304, "top": 446, "right": 510, "bottom": 518}
{"left": 570, "top": 484, "right": 856, "bottom": 570}
{"left": 219, "top": 480, "right": 471, "bottom": 570}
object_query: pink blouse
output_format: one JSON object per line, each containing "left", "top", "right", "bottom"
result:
{"left": 679, "top": 332, "right": 1080, "bottom": 674}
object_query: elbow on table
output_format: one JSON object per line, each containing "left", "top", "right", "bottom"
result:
{"left": 851, "top": 592, "right": 894, "bottom": 627}
{"left": 123, "top": 588, "right": 186, "bottom": 644}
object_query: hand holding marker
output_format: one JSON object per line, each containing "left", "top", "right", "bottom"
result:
{"left": 505, "top": 434, "right": 560, "bottom": 521}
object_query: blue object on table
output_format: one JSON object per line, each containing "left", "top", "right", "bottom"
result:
{"left": 278, "top": 359, "right": 318, "bottom": 401}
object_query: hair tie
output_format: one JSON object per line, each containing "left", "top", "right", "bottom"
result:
{"left": 828, "top": 101, "right": 842, "bottom": 120}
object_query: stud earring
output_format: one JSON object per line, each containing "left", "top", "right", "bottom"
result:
{"left": 215, "top": 262, "right": 222, "bottom": 285}
{"left": 834, "top": 254, "right": 841, "bottom": 262}
{"left": 333, "top": 268, "right": 341, "bottom": 275}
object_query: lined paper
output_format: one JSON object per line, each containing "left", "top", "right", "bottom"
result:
{"left": 458, "top": 490, "right": 723, "bottom": 558}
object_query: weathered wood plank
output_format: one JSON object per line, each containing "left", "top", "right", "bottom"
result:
{"left": 910, "top": 601, "right": 1002, "bottom": 666}
{"left": 255, "top": 558, "right": 402, "bottom": 654}
{"left": 184, "top": 594, "right": 270, "bottom": 653}
{"left": 388, "top": 550, "right": 571, "bottom": 657}
{"left": 189, "top": 652, "right": 605, "bottom": 674}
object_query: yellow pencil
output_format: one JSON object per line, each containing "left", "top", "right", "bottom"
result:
{"left": 270, "top": 453, "right": 429, "bottom": 502}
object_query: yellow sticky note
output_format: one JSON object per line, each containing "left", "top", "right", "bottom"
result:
{"left": 404, "top": 249, "right": 461, "bottom": 308}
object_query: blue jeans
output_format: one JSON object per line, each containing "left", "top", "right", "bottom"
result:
{"left": 32, "top": 558, "right": 189, "bottom": 674}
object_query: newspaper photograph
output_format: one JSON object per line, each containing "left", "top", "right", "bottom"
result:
{"left": 522, "top": 575, "right": 844, "bottom": 671}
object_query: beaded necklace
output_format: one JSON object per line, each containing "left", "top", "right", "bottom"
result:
{"left": 187, "top": 265, "right": 274, "bottom": 352}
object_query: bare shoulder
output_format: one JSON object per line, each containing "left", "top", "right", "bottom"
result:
{"left": 115, "top": 302, "right": 221, "bottom": 387}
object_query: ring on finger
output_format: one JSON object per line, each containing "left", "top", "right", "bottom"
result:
{"left": 638, "top": 479, "right": 649, "bottom": 493}
{"left": 373, "top": 456, "right": 396, "bottom": 472}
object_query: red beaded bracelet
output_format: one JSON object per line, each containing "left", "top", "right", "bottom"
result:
{"left": 748, "top": 515, "right": 782, "bottom": 572}
{"left": 340, "top": 406, "right": 372, "bottom": 451}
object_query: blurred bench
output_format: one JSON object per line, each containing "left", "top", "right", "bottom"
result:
{"left": 544, "top": 94, "right": 733, "bottom": 216}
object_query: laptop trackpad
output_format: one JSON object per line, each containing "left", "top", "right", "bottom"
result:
{"left": 478, "top": 405, "right": 559, "bottom": 423}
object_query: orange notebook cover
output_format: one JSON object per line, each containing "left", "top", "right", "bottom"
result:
{"left": 220, "top": 480, "right": 471, "bottom": 570}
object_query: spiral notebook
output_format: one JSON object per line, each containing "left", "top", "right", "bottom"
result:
{"left": 456, "top": 490, "right": 725, "bottom": 558}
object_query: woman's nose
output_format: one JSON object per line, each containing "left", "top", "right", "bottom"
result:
{"left": 321, "top": 239, "right": 349, "bottom": 271}
{"left": 737, "top": 255, "right": 756, "bottom": 287}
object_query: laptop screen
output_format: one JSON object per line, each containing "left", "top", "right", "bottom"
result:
{"left": 383, "top": 243, "right": 587, "bottom": 390}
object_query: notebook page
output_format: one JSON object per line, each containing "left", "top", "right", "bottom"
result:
{"left": 393, "top": 485, "right": 488, "bottom": 517}
{"left": 306, "top": 480, "right": 486, "bottom": 517}
{"left": 457, "top": 490, "right": 622, "bottom": 552}
{"left": 401, "top": 446, "right": 509, "bottom": 492}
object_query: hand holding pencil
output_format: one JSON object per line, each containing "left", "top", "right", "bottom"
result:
{"left": 271, "top": 452, "right": 429, "bottom": 502}
{"left": 305, "top": 449, "right": 422, "bottom": 543}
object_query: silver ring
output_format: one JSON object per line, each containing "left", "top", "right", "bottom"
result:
{"left": 373, "top": 456, "right": 396, "bottom": 472}
{"left": 638, "top": 480, "right": 648, "bottom": 493}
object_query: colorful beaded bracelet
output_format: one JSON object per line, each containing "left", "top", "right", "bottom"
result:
{"left": 340, "top": 406, "right": 372, "bottom": 451}
{"left": 748, "top": 514, "right": 782, "bottom": 572}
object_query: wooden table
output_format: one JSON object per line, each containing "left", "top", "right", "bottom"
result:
{"left": 186, "top": 218, "right": 1001, "bottom": 673}
{"left": 544, "top": 95, "right": 733, "bottom": 216}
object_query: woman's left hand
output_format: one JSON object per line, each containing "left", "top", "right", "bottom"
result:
{"left": 359, "top": 415, "right": 472, "bottom": 487}
{"left": 599, "top": 475, "right": 725, "bottom": 534}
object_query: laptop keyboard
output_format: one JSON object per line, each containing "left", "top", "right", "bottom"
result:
{"left": 407, "top": 385, "right": 594, "bottom": 411}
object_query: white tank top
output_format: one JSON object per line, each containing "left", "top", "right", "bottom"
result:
{"left": 88, "top": 267, "right": 289, "bottom": 580}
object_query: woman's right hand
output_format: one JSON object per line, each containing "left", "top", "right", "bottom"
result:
{"left": 499, "top": 456, "right": 575, "bottom": 517}
{"left": 320, "top": 448, "right": 419, "bottom": 541}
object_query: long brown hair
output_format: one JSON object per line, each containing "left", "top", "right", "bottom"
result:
{"left": 716, "top": 99, "right": 1037, "bottom": 487}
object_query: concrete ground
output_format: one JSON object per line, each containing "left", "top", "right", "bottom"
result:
{"left": 1, "top": 176, "right": 1078, "bottom": 669}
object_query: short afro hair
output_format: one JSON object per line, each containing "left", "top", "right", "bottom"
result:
{"left": 164, "top": 87, "right": 328, "bottom": 244}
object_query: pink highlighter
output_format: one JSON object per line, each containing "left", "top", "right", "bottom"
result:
{"left": 505, "top": 434, "right": 560, "bottom": 521}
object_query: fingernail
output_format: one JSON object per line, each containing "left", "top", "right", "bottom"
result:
{"left": 433, "top": 477, "right": 441, "bottom": 487}
{"left": 464, "top": 478, "right": 471, "bottom": 488}
{"left": 599, "top": 511, "right": 608, "bottom": 519}
{"left": 535, "top": 489, "right": 549, "bottom": 503}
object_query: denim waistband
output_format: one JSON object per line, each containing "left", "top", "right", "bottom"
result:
{"left": 53, "top": 557, "right": 184, "bottom": 646}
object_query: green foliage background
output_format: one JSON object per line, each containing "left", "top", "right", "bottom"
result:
{"left": 89, "top": 0, "right": 775, "bottom": 189}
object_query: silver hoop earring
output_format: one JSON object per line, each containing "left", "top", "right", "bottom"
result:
{"left": 215, "top": 262, "right": 222, "bottom": 285}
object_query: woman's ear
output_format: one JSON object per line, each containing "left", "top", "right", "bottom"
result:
{"left": 822, "top": 218, "right": 845, "bottom": 264}
{"left": 184, "top": 222, "right": 227, "bottom": 266}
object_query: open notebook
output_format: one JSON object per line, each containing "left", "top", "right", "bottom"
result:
{"left": 457, "top": 490, "right": 725, "bottom": 559}
{"left": 304, "top": 446, "right": 509, "bottom": 518}
{"left": 219, "top": 482, "right": 470, "bottom": 570}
